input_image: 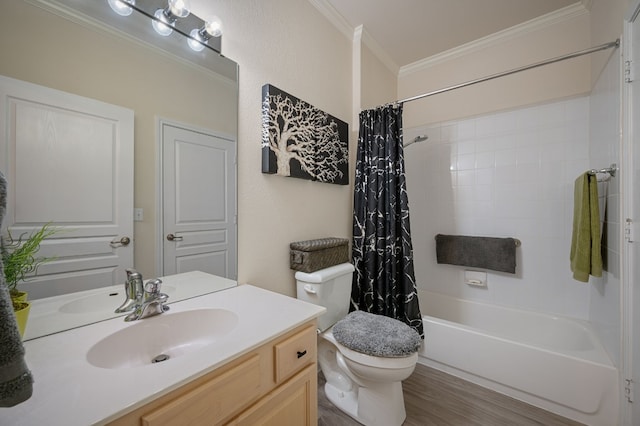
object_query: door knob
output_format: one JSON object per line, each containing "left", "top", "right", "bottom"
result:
{"left": 110, "top": 236, "right": 131, "bottom": 247}
{"left": 166, "top": 233, "right": 183, "bottom": 241}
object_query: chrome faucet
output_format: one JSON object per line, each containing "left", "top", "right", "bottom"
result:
{"left": 115, "top": 268, "right": 169, "bottom": 321}
{"left": 115, "top": 268, "right": 144, "bottom": 313}
{"left": 124, "top": 278, "right": 169, "bottom": 321}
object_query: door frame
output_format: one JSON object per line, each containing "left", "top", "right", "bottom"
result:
{"left": 623, "top": 2, "right": 640, "bottom": 424}
{"left": 155, "top": 117, "right": 237, "bottom": 277}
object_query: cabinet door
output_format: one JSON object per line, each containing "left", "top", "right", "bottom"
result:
{"left": 229, "top": 364, "right": 317, "bottom": 426}
{"left": 141, "top": 354, "right": 262, "bottom": 426}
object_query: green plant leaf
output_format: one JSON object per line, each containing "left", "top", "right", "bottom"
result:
{"left": 1, "top": 222, "right": 59, "bottom": 292}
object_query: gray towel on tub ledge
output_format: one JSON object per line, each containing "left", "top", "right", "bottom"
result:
{"left": 435, "top": 234, "right": 517, "bottom": 274}
{"left": 0, "top": 171, "right": 33, "bottom": 407}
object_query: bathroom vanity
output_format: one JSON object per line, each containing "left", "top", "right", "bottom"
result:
{"left": 0, "top": 278, "right": 325, "bottom": 426}
{"left": 108, "top": 322, "right": 318, "bottom": 426}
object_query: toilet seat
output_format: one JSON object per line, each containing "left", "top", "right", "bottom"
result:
{"left": 322, "top": 328, "right": 419, "bottom": 369}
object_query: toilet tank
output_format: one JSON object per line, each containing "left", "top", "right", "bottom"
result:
{"left": 295, "top": 262, "right": 355, "bottom": 332}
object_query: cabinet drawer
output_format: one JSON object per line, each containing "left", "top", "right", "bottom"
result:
{"left": 141, "top": 354, "right": 262, "bottom": 426}
{"left": 274, "top": 324, "right": 316, "bottom": 383}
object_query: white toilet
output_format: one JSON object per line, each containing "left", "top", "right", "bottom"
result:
{"left": 295, "top": 263, "right": 420, "bottom": 426}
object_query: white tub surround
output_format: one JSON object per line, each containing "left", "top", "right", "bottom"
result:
{"left": 419, "top": 290, "right": 618, "bottom": 426}
{"left": 405, "top": 96, "right": 593, "bottom": 320}
{"left": 0, "top": 282, "right": 325, "bottom": 426}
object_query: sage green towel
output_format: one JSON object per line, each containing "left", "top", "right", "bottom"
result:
{"left": 570, "top": 173, "right": 603, "bottom": 282}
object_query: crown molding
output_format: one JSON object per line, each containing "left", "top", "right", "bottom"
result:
{"left": 359, "top": 26, "right": 400, "bottom": 75}
{"left": 308, "top": 0, "right": 399, "bottom": 75}
{"left": 307, "top": 0, "right": 353, "bottom": 40}
{"left": 399, "top": 2, "right": 589, "bottom": 77}
{"left": 581, "top": 0, "right": 593, "bottom": 11}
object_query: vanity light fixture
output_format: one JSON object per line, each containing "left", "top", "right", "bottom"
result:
{"left": 187, "top": 16, "right": 223, "bottom": 52}
{"left": 105, "top": 0, "right": 222, "bottom": 53}
{"left": 152, "top": 0, "right": 191, "bottom": 37}
{"left": 107, "top": 0, "right": 135, "bottom": 16}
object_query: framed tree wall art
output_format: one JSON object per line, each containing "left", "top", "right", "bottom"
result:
{"left": 261, "top": 84, "right": 349, "bottom": 185}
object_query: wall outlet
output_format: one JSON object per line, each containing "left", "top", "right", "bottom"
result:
{"left": 134, "top": 208, "right": 144, "bottom": 222}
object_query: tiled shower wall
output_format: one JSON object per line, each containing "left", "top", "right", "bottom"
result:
{"left": 404, "top": 96, "right": 594, "bottom": 320}
{"left": 588, "top": 52, "right": 621, "bottom": 366}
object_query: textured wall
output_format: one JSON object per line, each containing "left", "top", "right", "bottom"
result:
{"left": 359, "top": 43, "right": 397, "bottom": 110}
{"left": 590, "top": 0, "right": 627, "bottom": 85}
{"left": 192, "top": 0, "right": 354, "bottom": 296}
{"left": 398, "top": 8, "right": 591, "bottom": 127}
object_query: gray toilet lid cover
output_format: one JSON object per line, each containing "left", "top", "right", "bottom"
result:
{"left": 332, "top": 311, "right": 421, "bottom": 357}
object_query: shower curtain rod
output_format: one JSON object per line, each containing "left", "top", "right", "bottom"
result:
{"left": 393, "top": 39, "right": 620, "bottom": 106}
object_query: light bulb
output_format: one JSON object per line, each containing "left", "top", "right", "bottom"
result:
{"left": 152, "top": 8, "right": 174, "bottom": 36}
{"left": 188, "top": 28, "right": 206, "bottom": 52}
{"left": 187, "top": 15, "right": 223, "bottom": 52}
{"left": 152, "top": 0, "right": 191, "bottom": 36}
{"left": 168, "top": 0, "right": 191, "bottom": 18}
{"left": 204, "top": 16, "right": 223, "bottom": 37}
{"left": 107, "top": 0, "right": 135, "bottom": 17}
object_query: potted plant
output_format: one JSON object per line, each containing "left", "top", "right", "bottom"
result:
{"left": 1, "top": 222, "right": 58, "bottom": 337}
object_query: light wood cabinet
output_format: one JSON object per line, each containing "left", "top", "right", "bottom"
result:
{"left": 107, "top": 321, "right": 317, "bottom": 426}
{"left": 228, "top": 364, "right": 317, "bottom": 426}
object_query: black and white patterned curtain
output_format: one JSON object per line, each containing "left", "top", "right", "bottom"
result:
{"left": 351, "top": 104, "right": 423, "bottom": 338}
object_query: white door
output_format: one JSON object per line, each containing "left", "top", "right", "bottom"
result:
{"left": 625, "top": 4, "right": 640, "bottom": 425}
{"left": 0, "top": 75, "right": 134, "bottom": 299}
{"left": 161, "top": 122, "right": 236, "bottom": 279}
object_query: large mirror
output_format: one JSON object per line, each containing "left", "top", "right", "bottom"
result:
{"left": 0, "top": 0, "right": 238, "bottom": 339}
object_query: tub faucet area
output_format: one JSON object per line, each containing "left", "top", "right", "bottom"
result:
{"left": 115, "top": 268, "right": 169, "bottom": 321}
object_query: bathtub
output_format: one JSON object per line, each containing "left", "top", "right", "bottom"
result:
{"left": 417, "top": 290, "right": 618, "bottom": 426}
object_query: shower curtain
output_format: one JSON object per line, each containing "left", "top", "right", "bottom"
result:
{"left": 351, "top": 104, "right": 423, "bottom": 337}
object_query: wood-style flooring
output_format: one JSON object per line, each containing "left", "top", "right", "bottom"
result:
{"left": 318, "top": 363, "right": 584, "bottom": 426}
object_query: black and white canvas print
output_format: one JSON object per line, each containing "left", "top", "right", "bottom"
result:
{"left": 261, "top": 84, "right": 349, "bottom": 185}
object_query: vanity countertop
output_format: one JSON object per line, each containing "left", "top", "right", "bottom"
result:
{"left": 1, "top": 282, "right": 325, "bottom": 426}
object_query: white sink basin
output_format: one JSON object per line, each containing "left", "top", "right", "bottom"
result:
{"left": 86, "top": 308, "right": 238, "bottom": 369}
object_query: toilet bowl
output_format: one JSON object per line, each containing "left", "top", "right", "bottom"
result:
{"left": 324, "top": 329, "right": 418, "bottom": 384}
{"left": 295, "top": 263, "right": 421, "bottom": 426}
{"left": 320, "top": 328, "right": 418, "bottom": 426}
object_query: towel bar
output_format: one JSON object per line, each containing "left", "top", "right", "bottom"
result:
{"left": 587, "top": 163, "right": 617, "bottom": 178}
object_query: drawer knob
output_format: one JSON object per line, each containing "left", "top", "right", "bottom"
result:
{"left": 296, "top": 350, "right": 307, "bottom": 359}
